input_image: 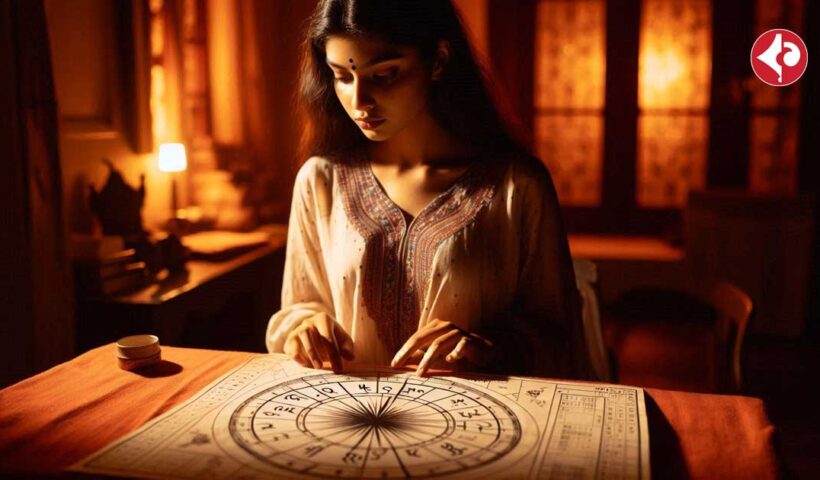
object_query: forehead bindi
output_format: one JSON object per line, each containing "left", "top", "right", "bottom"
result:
{"left": 325, "top": 37, "right": 405, "bottom": 71}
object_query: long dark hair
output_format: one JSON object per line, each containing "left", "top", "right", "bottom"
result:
{"left": 296, "top": 0, "right": 529, "bottom": 164}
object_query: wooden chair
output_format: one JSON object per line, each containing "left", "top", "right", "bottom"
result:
{"left": 709, "top": 281, "right": 753, "bottom": 392}
{"left": 684, "top": 189, "right": 813, "bottom": 337}
{"left": 572, "top": 258, "right": 614, "bottom": 382}
{"left": 604, "top": 280, "right": 753, "bottom": 393}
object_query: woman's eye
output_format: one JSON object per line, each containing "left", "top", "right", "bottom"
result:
{"left": 334, "top": 76, "right": 353, "bottom": 84}
{"left": 372, "top": 68, "right": 398, "bottom": 82}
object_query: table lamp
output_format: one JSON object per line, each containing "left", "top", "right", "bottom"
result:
{"left": 157, "top": 143, "right": 190, "bottom": 271}
{"left": 158, "top": 143, "right": 187, "bottom": 217}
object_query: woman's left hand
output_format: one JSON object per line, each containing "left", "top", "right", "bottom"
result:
{"left": 391, "top": 319, "right": 494, "bottom": 376}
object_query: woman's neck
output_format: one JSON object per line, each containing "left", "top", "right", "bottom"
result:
{"left": 368, "top": 111, "right": 476, "bottom": 169}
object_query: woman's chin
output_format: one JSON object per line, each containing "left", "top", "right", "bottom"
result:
{"left": 361, "top": 129, "right": 389, "bottom": 141}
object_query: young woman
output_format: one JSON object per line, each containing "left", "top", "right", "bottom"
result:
{"left": 266, "top": 0, "right": 592, "bottom": 379}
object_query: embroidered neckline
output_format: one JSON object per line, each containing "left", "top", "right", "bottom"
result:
{"left": 336, "top": 153, "right": 501, "bottom": 353}
{"left": 363, "top": 158, "right": 485, "bottom": 224}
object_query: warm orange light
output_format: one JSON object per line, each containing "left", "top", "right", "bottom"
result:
{"left": 640, "top": 49, "right": 686, "bottom": 106}
{"left": 636, "top": 0, "right": 712, "bottom": 208}
{"left": 638, "top": 0, "right": 711, "bottom": 110}
{"left": 207, "top": 0, "right": 243, "bottom": 145}
{"left": 150, "top": 65, "right": 167, "bottom": 141}
{"left": 533, "top": 0, "right": 606, "bottom": 207}
{"left": 158, "top": 143, "right": 187, "bottom": 172}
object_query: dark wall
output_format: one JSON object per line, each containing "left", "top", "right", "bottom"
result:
{"left": 799, "top": 0, "right": 820, "bottom": 337}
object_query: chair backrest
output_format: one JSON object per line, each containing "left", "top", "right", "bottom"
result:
{"left": 572, "top": 258, "right": 613, "bottom": 382}
{"left": 708, "top": 281, "right": 753, "bottom": 392}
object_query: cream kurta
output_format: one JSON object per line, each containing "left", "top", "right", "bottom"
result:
{"left": 266, "top": 152, "right": 592, "bottom": 379}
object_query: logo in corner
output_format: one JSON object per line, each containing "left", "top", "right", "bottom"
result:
{"left": 751, "top": 29, "right": 808, "bottom": 87}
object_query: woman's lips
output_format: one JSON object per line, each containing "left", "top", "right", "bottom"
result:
{"left": 356, "top": 118, "right": 386, "bottom": 130}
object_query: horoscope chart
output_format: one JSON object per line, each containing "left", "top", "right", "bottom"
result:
{"left": 72, "top": 354, "right": 650, "bottom": 479}
{"left": 221, "top": 372, "right": 525, "bottom": 478}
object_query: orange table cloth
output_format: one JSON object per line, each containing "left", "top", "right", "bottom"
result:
{"left": 0, "top": 344, "right": 779, "bottom": 479}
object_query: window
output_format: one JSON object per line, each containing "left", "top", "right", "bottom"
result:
{"left": 534, "top": 0, "right": 606, "bottom": 207}
{"left": 531, "top": 0, "right": 804, "bottom": 233}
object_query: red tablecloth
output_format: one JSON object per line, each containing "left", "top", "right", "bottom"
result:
{"left": 0, "top": 344, "right": 779, "bottom": 478}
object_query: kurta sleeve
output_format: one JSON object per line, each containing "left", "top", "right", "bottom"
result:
{"left": 483, "top": 157, "right": 593, "bottom": 380}
{"left": 265, "top": 159, "right": 336, "bottom": 353}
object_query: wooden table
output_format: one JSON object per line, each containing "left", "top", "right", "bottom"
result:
{"left": 0, "top": 344, "right": 780, "bottom": 479}
{"left": 568, "top": 234, "right": 689, "bottom": 305}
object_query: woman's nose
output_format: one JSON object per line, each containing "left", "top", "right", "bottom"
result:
{"left": 351, "top": 80, "right": 375, "bottom": 112}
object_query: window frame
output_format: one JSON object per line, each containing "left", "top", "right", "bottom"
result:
{"left": 490, "top": 0, "right": 800, "bottom": 235}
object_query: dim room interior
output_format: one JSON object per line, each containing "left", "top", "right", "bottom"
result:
{"left": 1, "top": 0, "right": 818, "bottom": 478}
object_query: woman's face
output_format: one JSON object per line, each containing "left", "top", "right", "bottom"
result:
{"left": 325, "top": 35, "right": 437, "bottom": 142}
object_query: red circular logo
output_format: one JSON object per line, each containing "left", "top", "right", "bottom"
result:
{"left": 751, "top": 29, "right": 808, "bottom": 86}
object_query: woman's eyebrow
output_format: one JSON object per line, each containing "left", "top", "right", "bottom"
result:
{"left": 326, "top": 51, "right": 404, "bottom": 70}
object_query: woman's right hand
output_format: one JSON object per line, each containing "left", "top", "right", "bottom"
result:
{"left": 283, "top": 312, "right": 355, "bottom": 372}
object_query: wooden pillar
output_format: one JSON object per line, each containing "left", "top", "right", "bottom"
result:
{"left": 602, "top": 0, "right": 641, "bottom": 231}
{"left": 707, "top": 0, "right": 753, "bottom": 188}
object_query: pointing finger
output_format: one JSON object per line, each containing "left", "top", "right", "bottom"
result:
{"left": 416, "top": 329, "right": 460, "bottom": 377}
{"left": 392, "top": 322, "right": 454, "bottom": 368}
{"left": 299, "top": 329, "right": 322, "bottom": 369}
{"left": 333, "top": 323, "right": 355, "bottom": 360}
{"left": 284, "top": 336, "right": 310, "bottom": 367}
{"left": 445, "top": 336, "right": 469, "bottom": 363}
{"left": 313, "top": 316, "right": 342, "bottom": 372}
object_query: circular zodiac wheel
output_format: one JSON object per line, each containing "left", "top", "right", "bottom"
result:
{"left": 224, "top": 372, "right": 525, "bottom": 479}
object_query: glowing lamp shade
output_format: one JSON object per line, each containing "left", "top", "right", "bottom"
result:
{"left": 158, "top": 143, "right": 187, "bottom": 173}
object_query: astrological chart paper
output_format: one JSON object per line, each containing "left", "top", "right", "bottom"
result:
{"left": 70, "top": 354, "right": 650, "bottom": 479}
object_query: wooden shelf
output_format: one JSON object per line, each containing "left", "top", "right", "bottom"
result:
{"left": 99, "top": 235, "right": 287, "bottom": 305}
{"left": 77, "top": 228, "right": 288, "bottom": 353}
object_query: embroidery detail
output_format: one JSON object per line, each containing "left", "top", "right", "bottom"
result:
{"left": 337, "top": 156, "right": 499, "bottom": 353}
